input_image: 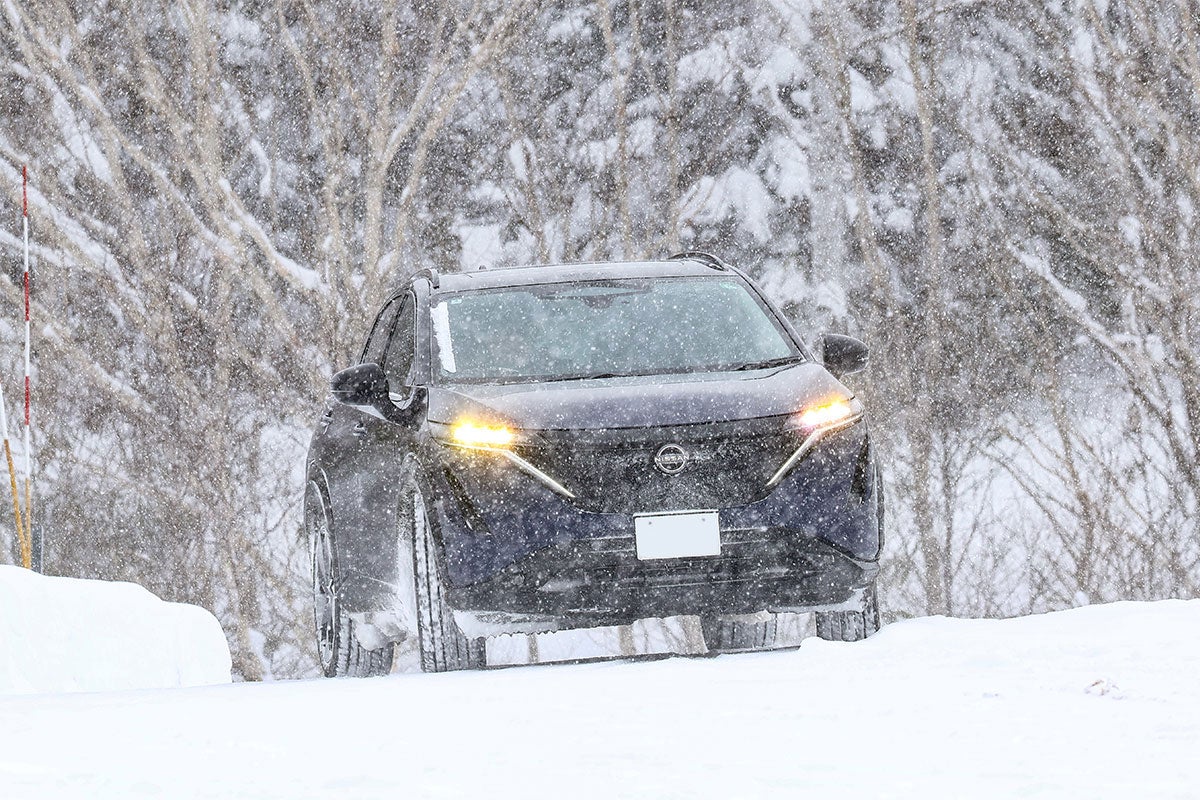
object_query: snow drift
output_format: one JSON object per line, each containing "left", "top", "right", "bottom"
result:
{"left": 0, "top": 566, "right": 231, "bottom": 694}
{"left": 1, "top": 599, "right": 1197, "bottom": 798}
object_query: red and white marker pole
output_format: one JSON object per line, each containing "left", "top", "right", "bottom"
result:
{"left": 3, "top": 167, "right": 31, "bottom": 568}
{"left": 0, "top": 376, "right": 26, "bottom": 568}
{"left": 21, "top": 166, "right": 34, "bottom": 571}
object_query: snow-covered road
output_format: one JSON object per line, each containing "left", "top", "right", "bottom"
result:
{"left": 3, "top": 600, "right": 1197, "bottom": 799}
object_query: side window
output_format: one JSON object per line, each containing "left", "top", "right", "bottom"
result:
{"left": 382, "top": 294, "right": 416, "bottom": 393}
{"left": 361, "top": 297, "right": 400, "bottom": 365}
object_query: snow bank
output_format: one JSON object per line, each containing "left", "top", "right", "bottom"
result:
{"left": 0, "top": 566, "right": 231, "bottom": 695}
{"left": 1, "top": 599, "right": 1197, "bottom": 798}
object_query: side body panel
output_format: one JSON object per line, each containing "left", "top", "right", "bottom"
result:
{"left": 307, "top": 283, "right": 432, "bottom": 613}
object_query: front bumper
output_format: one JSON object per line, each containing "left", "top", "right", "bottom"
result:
{"left": 427, "top": 423, "right": 881, "bottom": 621}
{"left": 447, "top": 530, "right": 877, "bottom": 623}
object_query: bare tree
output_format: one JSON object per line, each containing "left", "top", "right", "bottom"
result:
{"left": 0, "top": 0, "right": 533, "bottom": 677}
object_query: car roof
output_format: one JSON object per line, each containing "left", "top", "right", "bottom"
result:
{"left": 422, "top": 258, "right": 731, "bottom": 294}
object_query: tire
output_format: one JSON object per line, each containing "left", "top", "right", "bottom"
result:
{"left": 815, "top": 471, "right": 885, "bottom": 643}
{"left": 326, "top": 615, "right": 396, "bottom": 677}
{"left": 399, "top": 468, "right": 486, "bottom": 673}
{"left": 815, "top": 582, "right": 881, "bottom": 642}
{"left": 700, "top": 613, "right": 779, "bottom": 654}
{"left": 308, "top": 486, "right": 394, "bottom": 678}
{"left": 874, "top": 462, "right": 886, "bottom": 556}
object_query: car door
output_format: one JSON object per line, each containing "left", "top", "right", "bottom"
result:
{"left": 335, "top": 291, "right": 421, "bottom": 589}
{"left": 320, "top": 295, "right": 401, "bottom": 545}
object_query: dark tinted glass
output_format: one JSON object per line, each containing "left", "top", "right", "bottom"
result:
{"left": 383, "top": 294, "right": 416, "bottom": 391}
{"left": 362, "top": 297, "right": 400, "bottom": 365}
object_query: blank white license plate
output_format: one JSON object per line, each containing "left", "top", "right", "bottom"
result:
{"left": 634, "top": 511, "right": 721, "bottom": 560}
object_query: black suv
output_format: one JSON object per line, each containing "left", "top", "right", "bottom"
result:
{"left": 306, "top": 253, "right": 883, "bottom": 675}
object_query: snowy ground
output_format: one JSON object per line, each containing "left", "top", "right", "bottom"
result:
{"left": 2, "top": 600, "right": 1197, "bottom": 799}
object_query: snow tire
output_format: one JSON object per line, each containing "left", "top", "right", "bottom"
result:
{"left": 815, "top": 470, "right": 885, "bottom": 643}
{"left": 331, "top": 616, "right": 395, "bottom": 678}
{"left": 308, "top": 484, "right": 394, "bottom": 678}
{"left": 700, "top": 613, "right": 779, "bottom": 654}
{"left": 815, "top": 582, "right": 881, "bottom": 642}
{"left": 400, "top": 466, "right": 487, "bottom": 673}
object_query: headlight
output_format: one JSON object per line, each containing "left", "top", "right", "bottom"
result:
{"left": 768, "top": 396, "right": 864, "bottom": 488}
{"left": 792, "top": 397, "right": 863, "bottom": 432}
{"left": 449, "top": 421, "right": 516, "bottom": 449}
{"left": 435, "top": 419, "right": 576, "bottom": 499}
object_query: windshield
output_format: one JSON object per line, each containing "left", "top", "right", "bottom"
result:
{"left": 430, "top": 277, "right": 800, "bottom": 383}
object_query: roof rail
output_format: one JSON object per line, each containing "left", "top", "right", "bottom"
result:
{"left": 417, "top": 267, "right": 440, "bottom": 288}
{"left": 667, "top": 251, "right": 729, "bottom": 271}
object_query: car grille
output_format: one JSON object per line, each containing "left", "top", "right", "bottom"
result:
{"left": 513, "top": 416, "right": 798, "bottom": 513}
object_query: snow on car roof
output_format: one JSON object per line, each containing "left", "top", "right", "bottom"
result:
{"left": 425, "top": 259, "right": 726, "bottom": 293}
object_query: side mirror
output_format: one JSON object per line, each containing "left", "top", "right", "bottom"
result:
{"left": 331, "top": 363, "right": 389, "bottom": 411}
{"left": 821, "top": 333, "right": 868, "bottom": 377}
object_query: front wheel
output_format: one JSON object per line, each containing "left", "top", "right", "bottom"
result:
{"left": 700, "top": 612, "right": 779, "bottom": 654}
{"left": 399, "top": 469, "right": 486, "bottom": 673}
{"left": 308, "top": 487, "right": 393, "bottom": 678}
{"left": 814, "top": 582, "right": 881, "bottom": 642}
{"left": 815, "top": 468, "right": 885, "bottom": 643}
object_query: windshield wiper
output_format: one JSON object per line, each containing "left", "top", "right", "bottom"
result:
{"left": 540, "top": 372, "right": 623, "bottom": 383}
{"left": 732, "top": 356, "right": 805, "bottom": 371}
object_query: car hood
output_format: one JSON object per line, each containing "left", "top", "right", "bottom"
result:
{"left": 426, "top": 362, "right": 852, "bottom": 430}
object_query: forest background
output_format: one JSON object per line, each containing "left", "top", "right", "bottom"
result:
{"left": 1, "top": 0, "right": 1197, "bottom": 679}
